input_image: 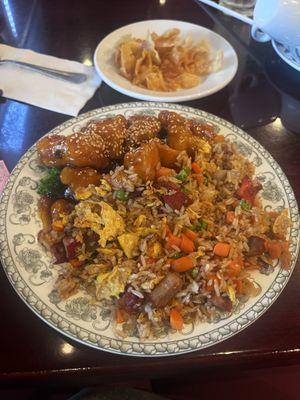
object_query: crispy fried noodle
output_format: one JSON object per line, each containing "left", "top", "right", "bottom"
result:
{"left": 114, "top": 28, "right": 223, "bottom": 92}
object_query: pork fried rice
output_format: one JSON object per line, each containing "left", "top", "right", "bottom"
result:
{"left": 37, "top": 113, "right": 292, "bottom": 340}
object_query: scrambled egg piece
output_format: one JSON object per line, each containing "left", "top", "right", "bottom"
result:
{"left": 95, "top": 179, "right": 111, "bottom": 196}
{"left": 147, "top": 241, "right": 163, "bottom": 258}
{"left": 195, "top": 249, "right": 204, "bottom": 258}
{"left": 195, "top": 137, "right": 211, "bottom": 154}
{"left": 227, "top": 285, "right": 236, "bottom": 304}
{"left": 202, "top": 160, "right": 218, "bottom": 174}
{"left": 96, "top": 265, "right": 132, "bottom": 299}
{"left": 98, "top": 248, "right": 123, "bottom": 257}
{"left": 118, "top": 232, "right": 140, "bottom": 259}
{"left": 134, "top": 214, "right": 147, "bottom": 227}
{"left": 75, "top": 186, "right": 95, "bottom": 200}
{"left": 74, "top": 180, "right": 111, "bottom": 200}
{"left": 100, "top": 202, "right": 125, "bottom": 247}
{"left": 74, "top": 200, "right": 125, "bottom": 247}
{"left": 134, "top": 227, "right": 157, "bottom": 237}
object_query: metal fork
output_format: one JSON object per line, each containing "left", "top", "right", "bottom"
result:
{"left": 0, "top": 59, "right": 87, "bottom": 84}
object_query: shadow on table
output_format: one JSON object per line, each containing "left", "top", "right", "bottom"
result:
{"left": 68, "top": 388, "right": 169, "bottom": 400}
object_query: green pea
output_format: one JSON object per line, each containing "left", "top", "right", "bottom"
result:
{"left": 199, "top": 220, "right": 208, "bottom": 230}
{"left": 240, "top": 199, "right": 251, "bottom": 211}
{"left": 191, "top": 220, "right": 208, "bottom": 232}
{"left": 116, "top": 189, "right": 128, "bottom": 201}
{"left": 182, "top": 187, "right": 190, "bottom": 195}
{"left": 176, "top": 167, "right": 191, "bottom": 182}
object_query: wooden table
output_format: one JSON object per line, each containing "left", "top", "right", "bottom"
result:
{"left": 0, "top": 0, "right": 300, "bottom": 387}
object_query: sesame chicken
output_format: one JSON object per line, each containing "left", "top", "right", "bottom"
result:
{"left": 37, "top": 111, "right": 212, "bottom": 182}
{"left": 37, "top": 115, "right": 127, "bottom": 169}
{"left": 125, "top": 115, "right": 161, "bottom": 150}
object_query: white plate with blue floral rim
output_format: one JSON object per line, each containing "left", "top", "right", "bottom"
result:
{"left": 93, "top": 20, "right": 238, "bottom": 102}
{"left": 0, "top": 102, "right": 299, "bottom": 357}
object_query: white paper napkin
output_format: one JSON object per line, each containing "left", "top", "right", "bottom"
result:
{"left": 0, "top": 44, "right": 102, "bottom": 116}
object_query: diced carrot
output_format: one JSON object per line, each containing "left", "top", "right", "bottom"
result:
{"left": 180, "top": 234, "right": 195, "bottom": 253}
{"left": 227, "top": 259, "right": 243, "bottom": 277}
{"left": 213, "top": 242, "right": 231, "bottom": 257}
{"left": 265, "top": 240, "right": 282, "bottom": 259}
{"left": 116, "top": 308, "right": 127, "bottom": 324}
{"left": 156, "top": 167, "right": 174, "bottom": 178}
{"left": 171, "top": 256, "right": 195, "bottom": 272}
{"left": 191, "top": 162, "right": 203, "bottom": 174}
{"left": 226, "top": 211, "right": 235, "bottom": 224}
{"left": 165, "top": 234, "right": 182, "bottom": 250}
{"left": 196, "top": 175, "right": 204, "bottom": 185}
{"left": 170, "top": 308, "right": 183, "bottom": 331}
{"left": 184, "top": 229, "right": 197, "bottom": 241}
{"left": 214, "top": 134, "right": 225, "bottom": 143}
{"left": 166, "top": 230, "right": 195, "bottom": 253}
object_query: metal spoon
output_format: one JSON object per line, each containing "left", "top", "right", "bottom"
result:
{"left": 0, "top": 58, "right": 87, "bottom": 84}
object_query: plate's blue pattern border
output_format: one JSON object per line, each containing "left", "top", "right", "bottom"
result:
{"left": 0, "top": 102, "right": 299, "bottom": 357}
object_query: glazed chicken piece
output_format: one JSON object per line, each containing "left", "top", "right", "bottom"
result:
{"left": 124, "top": 140, "right": 160, "bottom": 182}
{"left": 36, "top": 134, "right": 68, "bottom": 168}
{"left": 85, "top": 115, "right": 127, "bottom": 160}
{"left": 158, "top": 110, "right": 186, "bottom": 128}
{"left": 167, "top": 123, "right": 210, "bottom": 156}
{"left": 166, "top": 123, "right": 194, "bottom": 154}
{"left": 158, "top": 111, "right": 211, "bottom": 155}
{"left": 156, "top": 142, "right": 179, "bottom": 168}
{"left": 123, "top": 140, "right": 179, "bottom": 180}
{"left": 37, "top": 115, "right": 127, "bottom": 169}
{"left": 125, "top": 115, "right": 161, "bottom": 149}
{"left": 60, "top": 167, "right": 101, "bottom": 191}
{"left": 188, "top": 120, "right": 216, "bottom": 143}
{"left": 37, "top": 131, "right": 109, "bottom": 169}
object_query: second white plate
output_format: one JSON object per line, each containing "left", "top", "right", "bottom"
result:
{"left": 93, "top": 20, "right": 238, "bottom": 102}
